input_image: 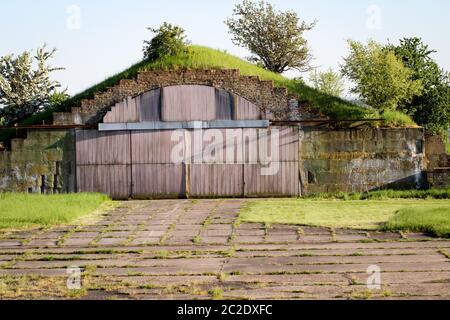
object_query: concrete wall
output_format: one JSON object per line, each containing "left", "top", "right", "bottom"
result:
{"left": 0, "top": 130, "right": 76, "bottom": 194}
{"left": 299, "top": 128, "right": 426, "bottom": 195}
{"left": 425, "top": 134, "right": 450, "bottom": 189}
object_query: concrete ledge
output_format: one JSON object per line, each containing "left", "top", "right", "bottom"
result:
{"left": 99, "top": 120, "right": 270, "bottom": 131}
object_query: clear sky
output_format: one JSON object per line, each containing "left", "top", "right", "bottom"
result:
{"left": 1, "top": 0, "right": 449, "bottom": 95}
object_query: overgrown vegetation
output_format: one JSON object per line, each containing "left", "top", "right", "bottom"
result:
{"left": 0, "top": 193, "right": 112, "bottom": 230}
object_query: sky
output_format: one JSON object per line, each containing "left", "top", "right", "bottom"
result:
{"left": 1, "top": 0, "right": 449, "bottom": 95}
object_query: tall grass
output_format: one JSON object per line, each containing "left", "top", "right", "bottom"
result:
{"left": 382, "top": 110, "right": 418, "bottom": 128}
{"left": 0, "top": 193, "right": 111, "bottom": 229}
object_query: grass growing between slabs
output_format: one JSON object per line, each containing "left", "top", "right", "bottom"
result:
{"left": 239, "top": 189, "right": 450, "bottom": 237}
{"left": 0, "top": 193, "right": 114, "bottom": 230}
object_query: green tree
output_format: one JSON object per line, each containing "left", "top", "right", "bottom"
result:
{"left": 388, "top": 37, "right": 450, "bottom": 133}
{"left": 225, "top": 0, "right": 316, "bottom": 73}
{"left": 309, "top": 68, "right": 345, "bottom": 97}
{"left": 143, "top": 22, "right": 188, "bottom": 60}
{"left": 341, "top": 40, "right": 423, "bottom": 112}
{"left": 0, "top": 45, "right": 64, "bottom": 125}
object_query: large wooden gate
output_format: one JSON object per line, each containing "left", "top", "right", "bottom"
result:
{"left": 75, "top": 126, "right": 299, "bottom": 199}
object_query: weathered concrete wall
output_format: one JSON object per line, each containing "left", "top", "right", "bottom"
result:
{"left": 0, "top": 130, "right": 76, "bottom": 194}
{"left": 299, "top": 128, "right": 426, "bottom": 194}
{"left": 425, "top": 134, "right": 450, "bottom": 189}
{"left": 428, "top": 168, "right": 450, "bottom": 189}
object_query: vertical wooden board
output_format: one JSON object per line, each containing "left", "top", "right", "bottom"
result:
{"left": 140, "top": 89, "right": 161, "bottom": 122}
{"left": 215, "top": 89, "right": 233, "bottom": 120}
{"left": 189, "top": 164, "right": 244, "bottom": 197}
{"left": 162, "top": 85, "right": 216, "bottom": 121}
{"left": 244, "top": 162, "right": 299, "bottom": 196}
{"left": 242, "top": 128, "right": 259, "bottom": 164}
{"left": 76, "top": 130, "right": 131, "bottom": 165}
{"left": 124, "top": 96, "right": 139, "bottom": 123}
{"left": 197, "top": 129, "right": 236, "bottom": 165}
{"left": 235, "top": 96, "right": 261, "bottom": 120}
{"left": 131, "top": 130, "right": 181, "bottom": 164}
{"left": 132, "top": 164, "right": 184, "bottom": 198}
{"left": 77, "top": 165, "right": 131, "bottom": 199}
{"left": 103, "top": 102, "right": 121, "bottom": 123}
{"left": 256, "top": 127, "right": 299, "bottom": 163}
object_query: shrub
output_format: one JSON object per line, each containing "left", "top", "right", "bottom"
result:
{"left": 143, "top": 22, "right": 188, "bottom": 61}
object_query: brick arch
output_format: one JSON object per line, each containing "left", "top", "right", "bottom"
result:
{"left": 53, "top": 69, "right": 304, "bottom": 125}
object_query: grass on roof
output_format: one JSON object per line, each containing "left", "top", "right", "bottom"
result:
{"left": 0, "top": 45, "right": 417, "bottom": 143}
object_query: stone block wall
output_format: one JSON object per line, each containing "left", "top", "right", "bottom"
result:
{"left": 425, "top": 134, "right": 450, "bottom": 189}
{"left": 299, "top": 128, "right": 426, "bottom": 194}
{"left": 0, "top": 130, "right": 76, "bottom": 194}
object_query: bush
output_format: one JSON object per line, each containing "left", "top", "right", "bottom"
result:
{"left": 143, "top": 22, "right": 188, "bottom": 61}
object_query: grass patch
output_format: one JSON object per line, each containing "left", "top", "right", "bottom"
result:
{"left": 0, "top": 46, "right": 416, "bottom": 144}
{"left": 381, "top": 110, "right": 418, "bottom": 128}
{"left": 240, "top": 198, "right": 450, "bottom": 233}
{"left": 306, "top": 188, "right": 450, "bottom": 200}
{"left": 209, "top": 287, "right": 224, "bottom": 300}
{"left": 382, "top": 206, "right": 450, "bottom": 238}
{"left": 0, "top": 193, "right": 113, "bottom": 230}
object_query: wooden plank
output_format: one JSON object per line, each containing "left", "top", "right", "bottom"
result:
{"left": 132, "top": 164, "right": 184, "bottom": 198}
{"left": 244, "top": 162, "right": 299, "bottom": 197}
{"left": 235, "top": 96, "right": 261, "bottom": 120}
{"left": 257, "top": 127, "right": 299, "bottom": 162}
{"left": 162, "top": 85, "right": 216, "bottom": 121}
{"left": 76, "top": 130, "right": 131, "bottom": 165}
{"left": 131, "top": 130, "right": 182, "bottom": 164}
{"left": 139, "top": 89, "right": 161, "bottom": 122}
{"left": 76, "top": 165, "right": 131, "bottom": 199}
{"left": 215, "top": 88, "right": 233, "bottom": 120}
{"left": 189, "top": 164, "right": 244, "bottom": 197}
